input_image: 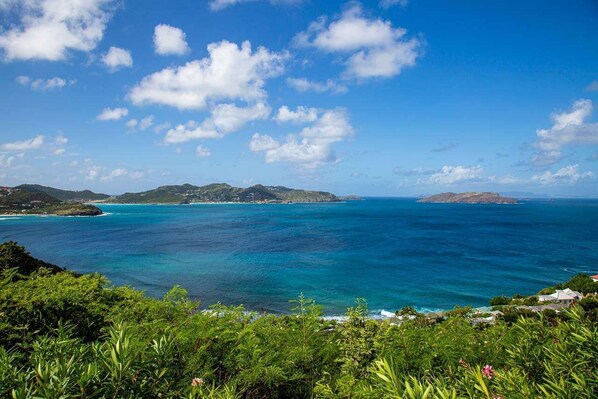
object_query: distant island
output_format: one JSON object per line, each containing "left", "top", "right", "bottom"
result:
{"left": 1, "top": 183, "right": 342, "bottom": 212}
{"left": 104, "top": 183, "right": 340, "bottom": 204}
{"left": 0, "top": 186, "right": 103, "bottom": 216}
{"left": 417, "top": 192, "right": 518, "bottom": 204}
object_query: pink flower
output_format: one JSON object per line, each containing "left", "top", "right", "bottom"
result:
{"left": 191, "top": 377, "right": 204, "bottom": 387}
{"left": 482, "top": 364, "right": 494, "bottom": 379}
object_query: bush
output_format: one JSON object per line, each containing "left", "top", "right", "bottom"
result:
{"left": 490, "top": 295, "right": 511, "bottom": 306}
{"left": 1, "top": 243, "right": 597, "bottom": 398}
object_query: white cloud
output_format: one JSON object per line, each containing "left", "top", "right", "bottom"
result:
{"left": 531, "top": 164, "right": 594, "bottom": 185}
{"left": 295, "top": 5, "right": 421, "bottom": 79}
{"left": 586, "top": 81, "right": 598, "bottom": 92}
{"left": 0, "top": 154, "right": 16, "bottom": 168}
{"left": 54, "top": 134, "right": 68, "bottom": 146}
{"left": 164, "top": 102, "right": 270, "bottom": 143}
{"left": 286, "top": 77, "right": 347, "bottom": 94}
{"left": 53, "top": 148, "right": 66, "bottom": 155}
{"left": 153, "top": 122, "right": 171, "bottom": 133}
{"left": 15, "top": 75, "right": 31, "bottom": 86}
{"left": 532, "top": 99, "right": 598, "bottom": 166}
{"left": 379, "top": 0, "right": 408, "bottom": 8}
{"left": 126, "top": 116, "right": 154, "bottom": 131}
{"left": 101, "top": 46, "right": 133, "bottom": 71}
{"left": 195, "top": 145, "right": 211, "bottom": 157}
{"left": 128, "top": 40, "right": 286, "bottom": 110}
{"left": 209, "top": 0, "right": 302, "bottom": 11}
{"left": 153, "top": 24, "right": 189, "bottom": 55}
{"left": 164, "top": 121, "right": 221, "bottom": 143}
{"left": 139, "top": 115, "right": 155, "bottom": 130}
{"left": 0, "top": 0, "right": 114, "bottom": 62}
{"left": 16, "top": 75, "right": 75, "bottom": 91}
{"left": 100, "top": 167, "right": 127, "bottom": 182}
{"left": 249, "top": 108, "right": 353, "bottom": 168}
{"left": 274, "top": 105, "right": 318, "bottom": 123}
{"left": 423, "top": 165, "right": 484, "bottom": 185}
{"left": 97, "top": 107, "right": 128, "bottom": 121}
{"left": 129, "top": 171, "right": 144, "bottom": 179}
{"left": 1, "top": 135, "right": 44, "bottom": 151}
{"left": 81, "top": 159, "right": 101, "bottom": 181}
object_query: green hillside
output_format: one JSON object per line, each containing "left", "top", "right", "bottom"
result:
{"left": 17, "top": 184, "right": 110, "bottom": 202}
{"left": 110, "top": 183, "right": 338, "bottom": 204}
{"left": 0, "top": 187, "right": 103, "bottom": 216}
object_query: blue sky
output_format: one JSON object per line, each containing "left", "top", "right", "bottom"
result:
{"left": 1, "top": 0, "right": 598, "bottom": 196}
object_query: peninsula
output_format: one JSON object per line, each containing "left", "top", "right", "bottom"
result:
{"left": 0, "top": 186, "right": 103, "bottom": 216}
{"left": 105, "top": 183, "right": 339, "bottom": 204}
{"left": 417, "top": 192, "right": 518, "bottom": 204}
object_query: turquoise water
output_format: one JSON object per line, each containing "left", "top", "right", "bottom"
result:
{"left": 1, "top": 198, "right": 597, "bottom": 315}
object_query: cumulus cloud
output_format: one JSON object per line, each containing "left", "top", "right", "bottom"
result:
{"left": 195, "top": 145, "right": 211, "bottom": 157}
{"left": 97, "top": 107, "right": 128, "bottom": 121}
{"left": 1, "top": 135, "right": 44, "bottom": 151}
{"left": 164, "top": 102, "right": 270, "bottom": 143}
{"left": 423, "top": 165, "right": 484, "bottom": 185}
{"left": 274, "top": 105, "right": 318, "bottom": 123}
{"left": 0, "top": 154, "right": 16, "bottom": 168}
{"left": 101, "top": 46, "right": 133, "bottom": 71}
{"left": 81, "top": 160, "right": 144, "bottom": 182}
{"left": 125, "top": 115, "right": 154, "bottom": 131}
{"left": 51, "top": 134, "right": 68, "bottom": 155}
{"left": 16, "top": 76, "right": 76, "bottom": 91}
{"left": 100, "top": 167, "right": 127, "bottom": 182}
{"left": 153, "top": 24, "right": 189, "bottom": 55}
{"left": 209, "top": 0, "right": 302, "bottom": 11}
{"left": 129, "top": 41, "right": 286, "bottom": 110}
{"left": 249, "top": 108, "right": 353, "bottom": 168}
{"left": 532, "top": 99, "right": 598, "bottom": 166}
{"left": 295, "top": 5, "right": 421, "bottom": 79}
{"left": 286, "top": 77, "right": 347, "bottom": 94}
{"left": 531, "top": 164, "right": 594, "bottom": 185}
{"left": 54, "top": 134, "right": 68, "bottom": 146}
{"left": 139, "top": 115, "right": 155, "bottom": 130}
{"left": 0, "top": 0, "right": 114, "bottom": 61}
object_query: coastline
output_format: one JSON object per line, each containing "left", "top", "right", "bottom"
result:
{"left": 95, "top": 200, "right": 345, "bottom": 206}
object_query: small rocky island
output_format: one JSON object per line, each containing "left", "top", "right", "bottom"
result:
{"left": 417, "top": 192, "right": 518, "bottom": 204}
{"left": 0, "top": 186, "right": 103, "bottom": 216}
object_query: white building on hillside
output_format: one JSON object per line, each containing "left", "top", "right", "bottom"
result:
{"left": 538, "top": 288, "right": 583, "bottom": 305}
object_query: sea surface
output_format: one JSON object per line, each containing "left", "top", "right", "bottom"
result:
{"left": 1, "top": 198, "right": 597, "bottom": 315}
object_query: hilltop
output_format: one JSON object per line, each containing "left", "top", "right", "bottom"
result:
{"left": 0, "top": 187, "right": 103, "bottom": 216}
{"left": 107, "top": 183, "right": 339, "bottom": 204}
{"left": 17, "top": 184, "right": 109, "bottom": 202}
{"left": 418, "top": 192, "right": 518, "bottom": 204}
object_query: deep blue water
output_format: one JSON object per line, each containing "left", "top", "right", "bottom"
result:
{"left": 1, "top": 198, "right": 597, "bottom": 315}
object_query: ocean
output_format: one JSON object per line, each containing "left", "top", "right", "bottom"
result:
{"left": 1, "top": 198, "right": 597, "bottom": 315}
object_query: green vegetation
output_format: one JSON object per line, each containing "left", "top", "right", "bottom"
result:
{"left": 1, "top": 242, "right": 597, "bottom": 398}
{"left": 110, "top": 183, "right": 339, "bottom": 204}
{"left": 539, "top": 273, "right": 598, "bottom": 295}
{"left": 16, "top": 184, "right": 109, "bottom": 202}
{"left": 0, "top": 187, "right": 102, "bottom": 216}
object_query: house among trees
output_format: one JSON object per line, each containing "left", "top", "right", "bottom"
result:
{"left": 591, "top": 274, "right": 598, "bottom": 283}
{"left": 538, "top": 288, "right": 583, "bottom": 304}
